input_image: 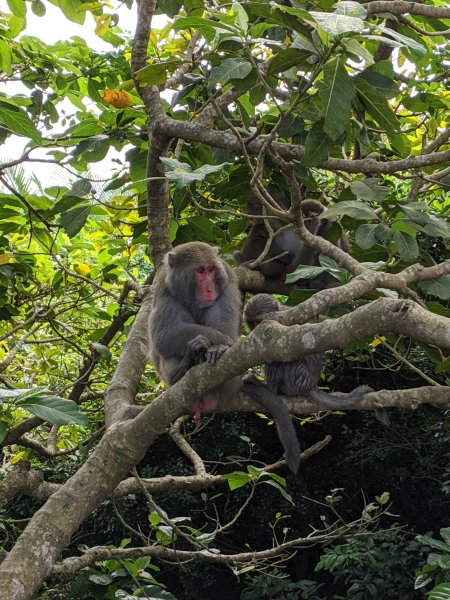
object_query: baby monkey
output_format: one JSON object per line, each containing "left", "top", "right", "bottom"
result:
{"left": 243, "top": 293, "right": 372, "bottom": 473}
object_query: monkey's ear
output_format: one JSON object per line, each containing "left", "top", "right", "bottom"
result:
{"left": 167, "top": 252, "right": 177, "bottom": 267}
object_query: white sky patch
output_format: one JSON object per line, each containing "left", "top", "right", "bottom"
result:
{"left": 1, "top": 2, "right": 142, "bottom": 187}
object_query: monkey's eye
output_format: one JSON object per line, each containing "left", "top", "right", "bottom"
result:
{"left": 195, "top": 266, "right": 205, "bottom": 274}
{"left": 207, "top": 265, "right": 215, "bottom": 273}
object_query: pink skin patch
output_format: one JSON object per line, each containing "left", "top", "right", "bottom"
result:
{"left": 193, "top": 393, "right": 218, "bottom": 422}
{"left": 194, "top": 265, "right": 217, "bottom": 303}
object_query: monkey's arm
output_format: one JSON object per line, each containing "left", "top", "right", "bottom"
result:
{"left": 150, "top": 296, "right": 235, "bottom": 359}
{"left": 242, "top": 376, "right": 301, "bottom": 474}
{"left": 169, "top": 334, "right": 234, "bottom": 384}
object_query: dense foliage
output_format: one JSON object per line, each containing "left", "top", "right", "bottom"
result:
{"left": 0, "top": 0, "right": 449, "bottom": 598}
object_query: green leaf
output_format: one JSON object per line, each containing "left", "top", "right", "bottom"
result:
{"left": 309, "top": 11, "right": 365, "bottom": 35}
{"left": 48, "top": 195, "right": 87, "bottom": 217}
{"left": 377, "top": 24, "right": 426, "bottom": 56}
{"left": 414, "top": 573, "right": 434, "bottom": 590}
{"left": 418, "top": 276, "right": 450, "bottom": 301}
{"left": 428, "top": 582, "right": 450, "bottom": 600}
{"left": 322, "top": 201, "right": 379, "bottom": 221}
{"left": 18, "top": 395, "right": 88, "bottom": 426}
{"left": 263, "top": 480, "right": 294, "bottom": 504}
{"left": 7, "top": 0, "right": 26, "bottom": 18}
{"left": 161, "top": 158, "right": 230, "bottom": 188}
{"left": 354, "top": 78, "right": 400, "bottom": 132}
{"left": 135, "top": 60, "right": 178, "bottom": 87}
{"left": 392, "top": 231, "right": 418, "bottom": 262}
{"left": 173, "top": 16, "right": 230, "bottom": 42}
{"left": 350, "top": 178, "right": 390, "bottom": 202}
{"left": 60, "top": 204, "right": 91, "bottom": 238}
{"left": 92, "top": 343, "right": 112, "bottom": 362}
{"left": 286, "top": 265, "right": 332, "bottom": 284}
{"left": 158, "top": 0, "right": 181, "bottom": 18}
{"left": 267, "top": 48, "right": 312, "bottom": 75}
{"left": 88, "top": 573, "right": 114, "bottom": 586}
{"left": 440, "top": 528, "right": 450, "bottom": 546}
{"left": 0, "top": 100, "right": 41, "bottom": 143}
{"left": 301, "top": 120, "right": 333, "bottom": 167}
{"left": 358, "top": 69, "right": 399, "bottom": 98}
{"left": 0, "top": 40, "right": 12, "bottom": 75}
{"left": 57, "top": 0, "right": 85, "bottom": 24}
{"left": 334, "top": 1, "right": 367, "bottom": 19}
{"left": 355, "top": 224, "right": 378, "bottom": 250}
{"left": 223, "top": 471, "right": 252, "bottom": 490}
{"left": 72, "top": 135, "right": 110, "bottom": 162}
{"left": 232, "top": 1, "right": 248, "bottom": 31}
{"left": 318, "top": 57, "right": 355, "bottom": 141}
{"left": 208, "top": 58, "right": 253, "bottom": 90}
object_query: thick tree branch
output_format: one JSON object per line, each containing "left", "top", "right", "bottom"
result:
{"left": 364, "top": 1, "right": 450, "bottom": 18}
{"left": 152, "top": 116, "right": 450, "bottom": 175}
{"left": 0, "top": 294, "right": 449, "bottom": 598}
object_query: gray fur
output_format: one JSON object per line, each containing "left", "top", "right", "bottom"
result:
{"left": 149, "top": 242, "right": 242, "bottom": 399}
{"left": 235, "top": 192, "right": 340, "bottom": 288}
{"left": 245, "top": 293, "right": 371, "bottom": 407}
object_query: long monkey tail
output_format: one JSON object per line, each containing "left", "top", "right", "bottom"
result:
{"left": 308, "top": 384, "right": 373, "bottom": 408}
{"left": 242, "top": 379, "right": 301, "bottom": 474}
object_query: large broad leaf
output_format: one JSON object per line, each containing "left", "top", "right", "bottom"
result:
{"left": 322, "top": 200, "right": 379, "bottom": 221}
{"left": 302, "top": 120, "right": 333, "bottom": 167}
{"left": 72, "top": 135, "right": 110, "bottom": 162}
{"left": 350, "top": 178, "right": 390, "bottom": 202}
{"left": 267, "top": 48, "right": 312, "bottom": 75}
{"left": 334, "top": 1, "right": 367, "bottom": 19}
{"left": 58, "top": 0, "right": 85, "bottom": 24}
{"left": 208, "top": 58, "right": 253, "bottom": 90}
{"left": 223, "top": 471, "right": 252, "bottom": 490}
{"left": 286, "top": 264, "right": 332, "bottom": 284}
{"left": 393, "top": 231, "right": 419, "bottom": 262}
{"left": 309, "top": 11, "right": 365, "bottom": 35}
{"left": 418, "top": 276, "right": 450, "bottom": 301}
{"left": 318, "top": 57, "right": 355, "bottom": 141}
{"left": 427, "top": 583, "right": 450, "bottom": 600}
{"left": 7, "top": 0, "right": 26, "bottom": 17}
{"left": 377, "top": 24, "right": 426, "bottom": 56}
{"left": 0, "top": 99, "right": 41, "bottom": 144}
{"left": 135, "top": 60, "right": 179, "bottom": 87}
{"left": 173, "top": 16, "right": 235, "bottom": 41}
{"left": 358, "top": 69, "right": 399, "bottom": 99}
{"left": 14, "top": 388, "right": 88, "bottom": 426}
{"left": 355, "top": 224, "right": 379, "bottom": 250}
{"left": 354, "top": 78, "right": 400, "bottom": 132}
{"left": 60, "top": 204, "right": 91, "bottom": 237}
{"left": 161, "top": 157, "right": 230, "bottom": 188}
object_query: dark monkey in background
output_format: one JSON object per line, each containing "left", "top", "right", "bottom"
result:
{"left": 234, "top": 192, "right": 342, "bottom": 287}
{"left": 149, "top": 242, "right": 242, "bottom": 420}
{"left": 242, "top": 294, "right": 372, "bottom": 473}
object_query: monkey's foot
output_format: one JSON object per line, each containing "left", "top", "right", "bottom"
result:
{"left": 206, "top": 342, "right": 232, "bottom": 365}
{"left": 193, "top": 394, "right": 218, "bottom": 422}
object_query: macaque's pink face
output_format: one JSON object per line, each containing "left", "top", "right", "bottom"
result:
{"left": 194, "top": 264, "right": 218, "bottom": 304}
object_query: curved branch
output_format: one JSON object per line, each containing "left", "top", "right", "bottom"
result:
{"left": 153, "top": 116, "right": 450, "bottom": 175}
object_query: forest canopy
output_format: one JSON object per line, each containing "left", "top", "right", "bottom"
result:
{"left": 0, "top": 0, "right": 449, "bottom": 598}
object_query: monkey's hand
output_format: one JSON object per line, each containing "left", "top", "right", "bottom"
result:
{"left": 206, "top": 335, "right": 234, "bottom": 366}
{"left": 187, "top": 334, "right": 212, "bottom": 364}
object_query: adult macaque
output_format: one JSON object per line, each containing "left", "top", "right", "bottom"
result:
{"left": 242, "top": 294, "right": 373, "bottom": 473}
{"left": 149, "top": 242, "right": 241, "bottom": 420}
{"left": 234, "top": 191, "right": 341, "bottom": 288}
